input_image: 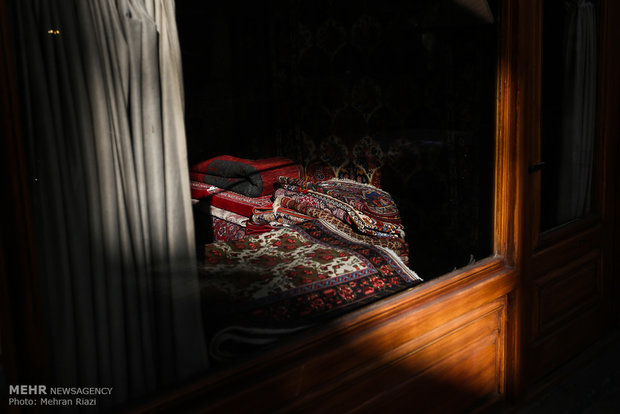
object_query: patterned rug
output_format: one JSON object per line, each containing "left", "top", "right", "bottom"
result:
{"left": 199, "top": 218, "right": 421, "bottom": 361}
{"left": 211, "top": 217, "right": 246, "bottom": 242}
{"left": 277, "top": 177, "right": 406, "bottom": 238}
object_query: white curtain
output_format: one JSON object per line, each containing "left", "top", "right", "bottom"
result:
{"left": 14, "top": 0, "right": 208, "bottom": 407}
{"left": 557, "top": 0, "right": 597, "bottom": 223}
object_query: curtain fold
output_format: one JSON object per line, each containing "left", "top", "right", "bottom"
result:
{"left": 13, "top": 0, "right": 208, "bottom": 408}
{"left": 557, "top": 0, "right": 597, "bottom": 223}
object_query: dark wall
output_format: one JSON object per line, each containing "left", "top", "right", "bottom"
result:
{"left": 177, "top": 0, "right": 497, "bottom": 278}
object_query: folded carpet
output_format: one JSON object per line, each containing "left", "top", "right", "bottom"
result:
{"left": 191, "top": 181, "right": 273, "bottom": 217}
{"left": 191, "top": 155, "right": 302, "bottom": 197}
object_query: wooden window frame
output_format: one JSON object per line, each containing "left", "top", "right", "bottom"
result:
{"left": 0, "top": 0, "right": 519, "bottom": 409}
{"left": 135, "top": 0, "right": 527, "bottom": 408}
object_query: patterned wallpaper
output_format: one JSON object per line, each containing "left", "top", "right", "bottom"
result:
{"left": 177, "top": 0, "right": 497, "bottom": 278}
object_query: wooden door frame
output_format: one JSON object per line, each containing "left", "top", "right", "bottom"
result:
{"left": 516, "top": 0, "right": 620, "bottom": 397}
{"left": 521, "top": 1, "right": 620, "bottom": 256}
{"left": 598, "top": 0, "right": 620, "bottom": 326}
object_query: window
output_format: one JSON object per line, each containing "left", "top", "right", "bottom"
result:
{"left": 540, "top": 0, "right": 598, "bottom": 231}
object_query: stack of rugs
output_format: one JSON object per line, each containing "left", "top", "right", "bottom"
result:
{"left": 190, "top": 155, "right": 406, "bottom": 259}
{"left": 250, "top": 176, "right": 410, "bottom": 264}
{"left": 192, "top": 155, "right": 419, "bottom": 362}
{"left": 190, "top": 155, "right": 303, "bottom": 242}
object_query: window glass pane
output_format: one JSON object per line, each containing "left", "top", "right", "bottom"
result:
{"left": 541, "top": 0, "right": 598, "bottom": 231}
